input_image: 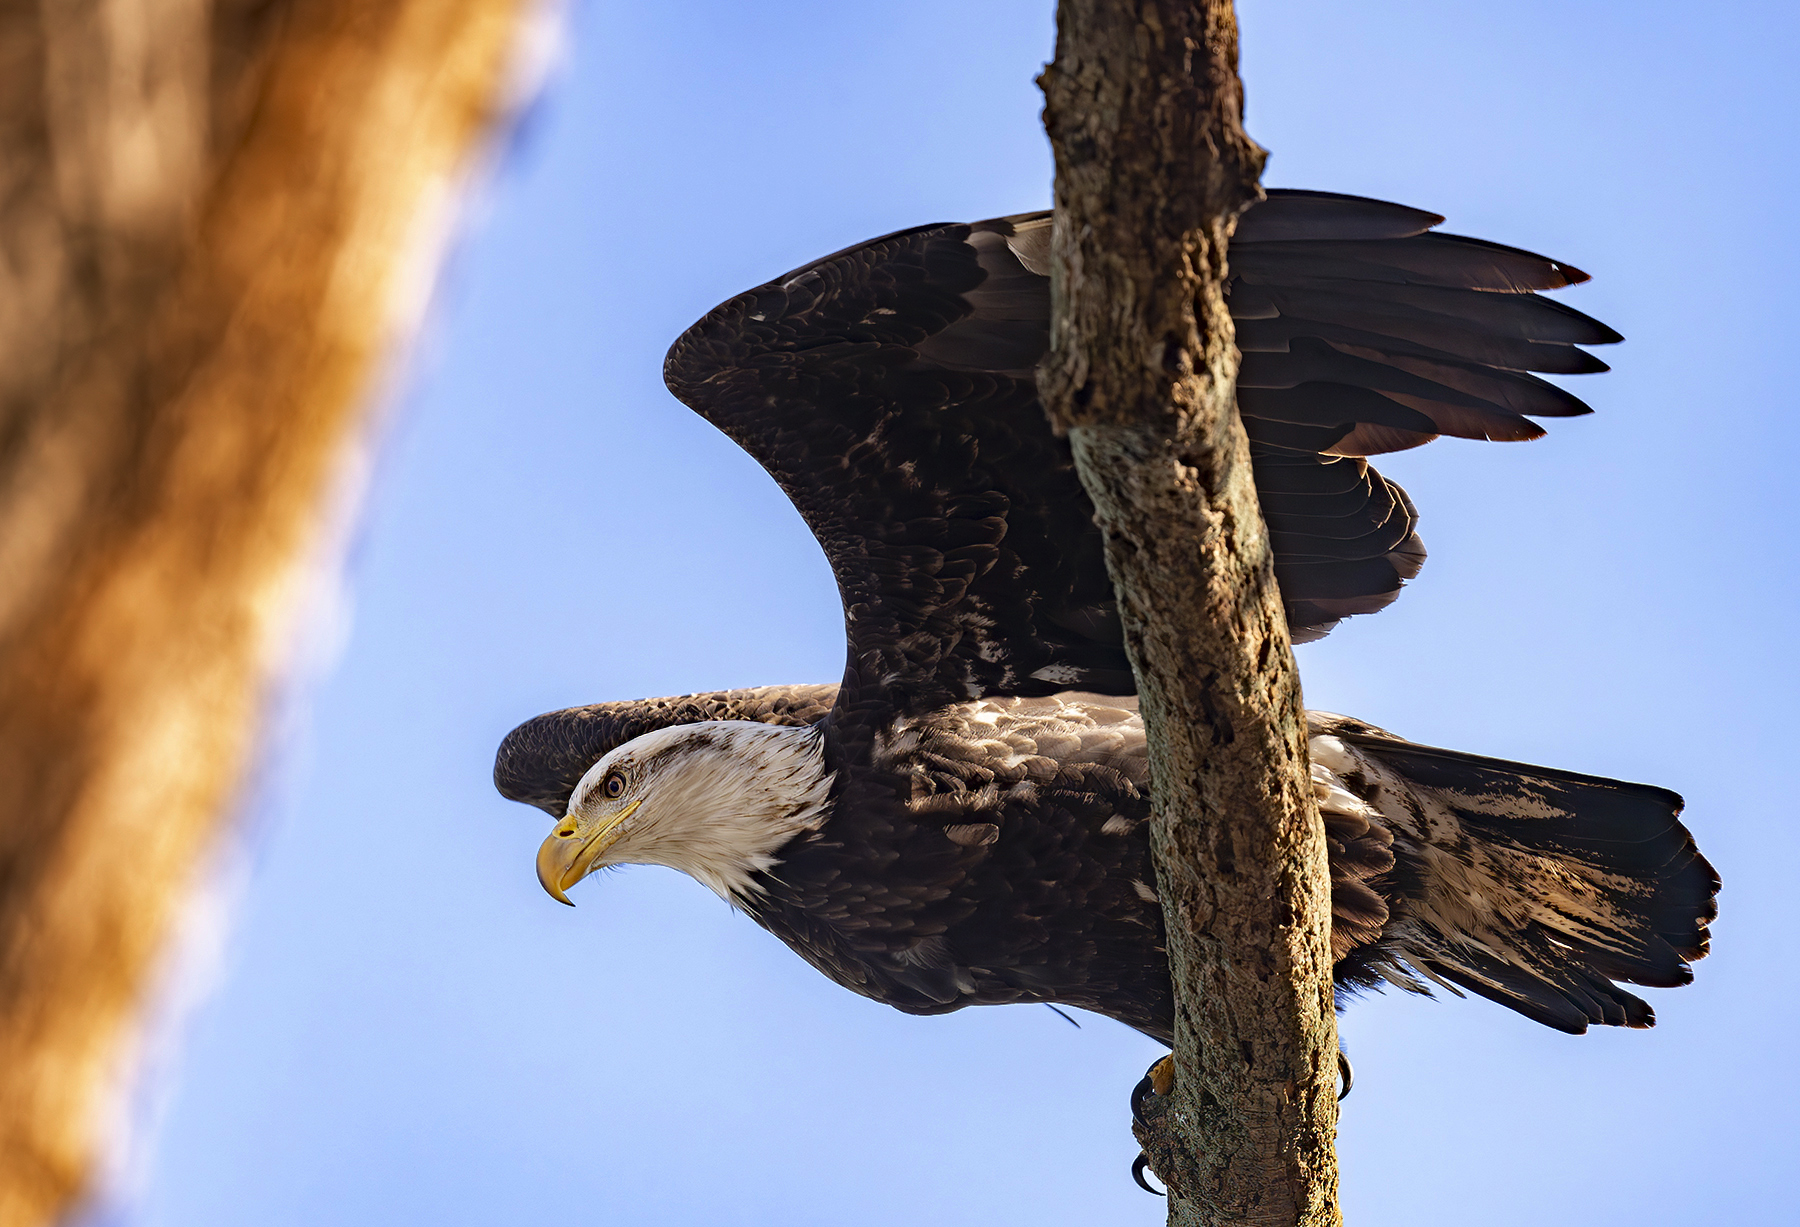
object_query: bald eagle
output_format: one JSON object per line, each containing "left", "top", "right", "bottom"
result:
{"left": 495, "top": 191, "right": 1716, "bottom": 1042}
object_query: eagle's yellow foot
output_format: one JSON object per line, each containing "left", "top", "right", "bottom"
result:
{"left": 1129, "top": 1055, "right": 1176, "bottom": 1128}
{"left": 1129, "top": 1050, "right": 1349, "bottom": 1196}
{"left": 1131, "top": 1051, "right": 1348, "bottom": 1127}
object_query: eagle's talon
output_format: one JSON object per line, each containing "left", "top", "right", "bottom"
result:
{"left": 1132, "top": 1152, "right": 1166, "bottom": 1196}
{"left": 1130, "top": 1073, "right": 1155, "bottom": 1128}
{"left": 1337, "top": 1050, "right": 1353, "bottom": 1101}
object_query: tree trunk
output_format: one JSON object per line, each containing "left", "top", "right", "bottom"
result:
{"left": 1037, "top": 3, "right": 1342, "bottom": 1224}
{"left": 0, "top": 3, "right": 531, "bottom": 1223}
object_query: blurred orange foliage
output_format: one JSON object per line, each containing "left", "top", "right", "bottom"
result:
{"left": 0, "top": 3, "right": 531, "bottom": 1222}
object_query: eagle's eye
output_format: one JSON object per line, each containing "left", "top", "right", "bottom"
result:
{"left": 602, "top": 771, "right": 626, "bottom": 799}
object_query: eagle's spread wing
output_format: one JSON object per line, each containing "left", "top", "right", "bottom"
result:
{"left": 663, "top": 191, "right": 1617, "bottom": 730}
{"left": 665, "top": 220, "right": 1126, "bottom": 731}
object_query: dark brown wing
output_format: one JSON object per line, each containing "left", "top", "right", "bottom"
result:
{"left": 1231, "top": 189, "right": 1618, "bottom": 459}
{"left": 665, "top": 220, "right": 1129, "bottom": 740}
{"left": 1228, "top": 190, "right": 1617, "bottom": 630}
{"left": 662, "top": 191, "right": 1619, "bottom": 733}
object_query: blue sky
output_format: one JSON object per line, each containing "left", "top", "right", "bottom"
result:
{"left": 116, "top": 2, "right": 1798, "bottom": 1224}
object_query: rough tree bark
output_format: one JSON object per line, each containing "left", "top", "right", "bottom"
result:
{"left": 0, "top": 3, "right": 533, "bottom": 1223}
{"left": 1037, "top": 3, "right": 1342, "bottom": 1224}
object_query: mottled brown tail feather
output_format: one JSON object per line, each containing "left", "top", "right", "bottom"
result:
{"left": 1318, "top": 718, "right": 1718, "bottom": 1034}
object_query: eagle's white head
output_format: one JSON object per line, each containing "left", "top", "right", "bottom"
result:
{"left": 536, "top": 720, "right": 834, "bottom": 906}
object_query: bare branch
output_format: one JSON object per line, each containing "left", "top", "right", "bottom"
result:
{"left": 1038, "top": 3, "right": 1341, "bottom": 1223}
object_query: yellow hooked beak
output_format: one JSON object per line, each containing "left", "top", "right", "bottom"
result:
{"left": 536, "top": 798, "right": 642, "bottom": 906}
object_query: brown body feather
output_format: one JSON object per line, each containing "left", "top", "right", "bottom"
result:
{"left": 497, "top": 689, "right": 1716, "bottom": 1040}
